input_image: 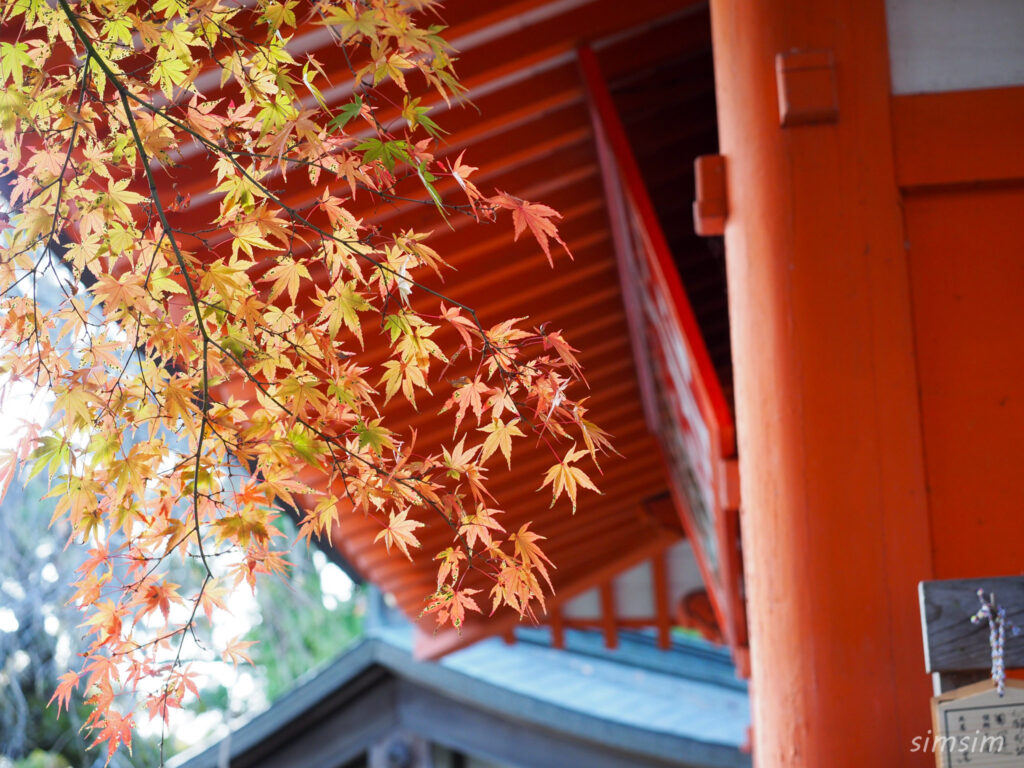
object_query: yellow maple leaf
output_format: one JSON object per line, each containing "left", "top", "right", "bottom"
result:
{"left": 539, "top": 445, "right": 600, "bottom": 513}
{"left": 102, "top": 178, "right": 146, "bottom": 222}
{"left": 259, "top": 258, "right": 310, "bottom": 303}
{"left": 478, "top": 417, "right": 524, "bottom": 469}
{"left": 374, "top": 508, "right": 424, "bottom": 560}
{"left": 458, "top": 506, "right": 504, "bottom": 550}
{"left": 230, "top": 220, "right": 277, "bottom": 259}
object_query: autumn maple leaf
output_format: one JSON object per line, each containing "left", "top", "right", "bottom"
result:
{"left": 223, "top": 635, "right": 257, "bottom": 667}
{"left": 135, "top": 579, "right": 184, "bottom": 623}
{"left": 440, "top": 303, "right": 479, "bottom": 355}
{"left": 198, "top": 580, "right": 230, "bottom": 623}
{"left": 49, "top": 670, "right": 80, "bottom": 715}
{"left": 422, "top": 585, "right": 482, "bottom": 629}
{"left": 90, "top": 709, "right": 134, "bottom": 763}
{"left": 571, "top": 397, "right": 617, "bottom": 464}
{"left": 78, "top": 544, "right": 111, "bottom": 576}
{"left": 145, "top": 693, "right": 176, "bottom": 726}
{"left": 440, "top": 375, "right": 491, "bottom": 433}
{"left": 490, "top": 191, "right": 572, "bottom": 267}
{"left": 479, "top": 417, "right": 525, "bottom": 469}
{"left": 83, "top": 600, "right": 124, "bottom": 643}
{"left": 509, "top": 522, "right": 555, "bottom": 591}
{"left": 0, "top": 451, "right": 16, "bottom": 508}
{"left": 539, "top": 445, "right": 601, "bottom": 513}
{"left": 259, "top": 257, "right": 311, "bottom": 303}
{"left": 447, "top": 588, "right": 481, "bottom": 628}
{"left": 435, "top": 546, "right": 467, "bottom": 586}
{"left": 441, "top": 435, "right": 482, "bottom": 476}
{"left": 459, "top": 506, "right": 505, "bottom": 550}
{"left": 541, "top": 328, "right": 583, "bottom": 374}
{"left": 0, "top": 0, "right": 611, "bottom": 750}
{"left": 448, "top": 150, "right": 482, "bottom": 216}
{"left": 374, "top": 509, "right": 425, "bottom": 560}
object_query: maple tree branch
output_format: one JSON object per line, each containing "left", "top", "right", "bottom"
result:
{"left": 20, "top": 82, "right": 91, "bottom": 388}
{"left": 55, "top": 2, "right": 545, "bottom": 457}
{"left": 207, "top": 333, "right": 469, "bottom": 545}
{"left": 53, "top": 14, "right": 232, "bottom": 738}
{"left": 69, "top": 132, "right": 465, "bottom": 591}
{"left": 58, "top": 0, "right": 486, "bottom": 326}
{"left": 54, "top": 0, "right": 536, "bottom": 451}
{"left": 0, "top": 4, "right": 601, "bottom": 757}
{"left": 117, "top": 90, "right": 216, "bottom": 578}
{"left": 66, "top": 7, "right": 474, "bottom": 548}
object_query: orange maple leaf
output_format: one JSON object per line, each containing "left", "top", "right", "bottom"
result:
{"left": 539, "top": 445, "right": 601, "bottom": 513}
{"left": 448, "top": 588, "right": 481, "bottom": 628}
{"left": 145, "top": 693, "right": 176, "bottom": 725}
{"left": 541, "top": 328, "right": 583, "bottom": 374}
{"left": 223, "top": 635, "right": 257, "bottom": 667}
{"left": 478, "top": 417, "right": 525, "bottom": 469}
{"left": 440, "top": 303, "right": 479, "bottom": 355}
{"left": 422, "top": 585, "right": 482, "bottom": 629}
{"left": 374, "top": 508, "right": 424, "bottom": 560}
{"left": 509, "top": 522, "right": 555, "bottom": 588}
{"left": 49, "top": 670, "right": 80, "bottom": 715}
{"left": 490, "top": 190, "right": 572, "bottom": 267}
{"left": 89, "top": 709, "right": 134, "bottom": 763}
{"left": 83, "top": 600, "right": 124, "bottom": 643}
{"left": 458, "top": 506, "right": 505, "bottom": 550}
{"left": 440, "top": 375, "right": 491, "bottom": 433}
{"left": 434, "top": 546, "right": 466, "bottom": 586}
{"left": 136, "top": 580, "right": 184, "bottom": 623}
{"left": 448, "top": 150, "right": 482, "bottom": 216}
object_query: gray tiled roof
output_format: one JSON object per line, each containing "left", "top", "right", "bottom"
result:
{"left": 387, "top": 626, "right": 750, "bottom": 750}
{"left": 172, "top": 625, "right": 750, "bottom": 768}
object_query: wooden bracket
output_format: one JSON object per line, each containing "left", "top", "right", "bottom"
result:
{"left": 717, "top": 456, "right": 741, "bottom": 511}
{"left": 775, "top": 49, "right": 838, "bottom": 127}
{"left": 692, "top": 154, "right": 727, "bottom": 235}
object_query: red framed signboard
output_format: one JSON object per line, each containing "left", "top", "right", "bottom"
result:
{"left": 578, "top": 46, "right": 748, "bottom": 667}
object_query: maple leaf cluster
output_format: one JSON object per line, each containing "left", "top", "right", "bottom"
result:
{"left": 0, "top": 0, "right": 611, "bottom": 759}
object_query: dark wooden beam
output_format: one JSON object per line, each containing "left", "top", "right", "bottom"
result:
{"left": 653, "top": 550, "right": 673, "bottom": 650}
{"left": 550, "top": 605, "right": 565, "bottom": 649}
{"left": 600, "top": 582, "right": 619, "bottom": 650}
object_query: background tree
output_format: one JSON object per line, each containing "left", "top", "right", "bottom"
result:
{"left": 186, "top": 517, "right": 364, "bottom": 728}
{"left": 0, "top": 0, "right": 607, "bottom": 762}
{"left": 0, "top": 475, "right": 161, "bottom": 767}
{"left": 1, "top": 473, "right": 364, "bottom": 765}
{"left": 241, "top": 527, "right": 363, "bottom": 704}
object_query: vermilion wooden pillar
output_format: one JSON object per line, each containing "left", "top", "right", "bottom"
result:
{"left": 709, "top": 1, "right": 935, "bottom": 765}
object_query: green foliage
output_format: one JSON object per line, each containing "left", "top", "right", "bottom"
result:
{"left": 243, "top": 512, "right": 363, "bottom": 702}
{"left": 189, "top": 513, "right": 363, "bottom": 713}
{"left": 248, "top": 564, "right": 362, "bottom": 701}
{"left": 12, "top": 750, "right": 69, "bottom": 768}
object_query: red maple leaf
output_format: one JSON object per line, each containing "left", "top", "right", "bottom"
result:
{"left": 48, "top": 670, "right": 80, "bottom": 715}
{"left": 490, "top": 191, "right": 572, "bottom": 267}
{"left": 90, "top": 710, "right": 134, "bottom": 763}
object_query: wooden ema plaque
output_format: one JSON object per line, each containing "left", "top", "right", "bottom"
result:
{"left": 930, "top": 680, "right": 1024, "bottom": 766}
